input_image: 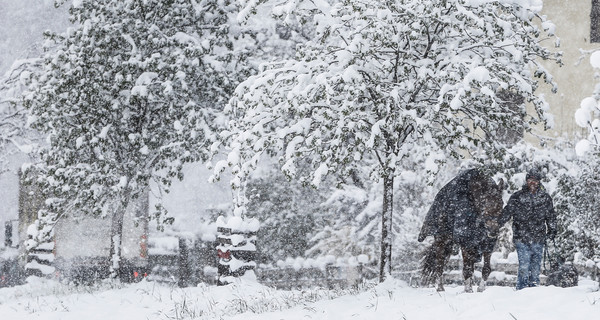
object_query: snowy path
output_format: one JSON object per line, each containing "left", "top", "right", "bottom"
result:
{"left": 0, "top": 277, "right": 598, "bottom": 320}
{"left": 228, "top": 279, "right": 600, "bottom": 320}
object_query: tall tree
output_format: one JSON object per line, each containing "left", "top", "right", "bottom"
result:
{"left": 215, "top": 0, "right": 561, "bottom": 281}
{"left": 24, "top": 0, "right": 253, "bottom": 278}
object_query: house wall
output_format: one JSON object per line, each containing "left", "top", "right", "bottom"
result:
{"left": 52, "top": 193, "right": 149, "bottom": 264}
{"left": 535, "top": 0, "right": 598, "bottom": 140}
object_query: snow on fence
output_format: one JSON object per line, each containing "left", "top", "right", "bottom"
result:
{"left": 146, "top": 233, "right": 378, "bottom": 289}
{"left": 216, "top": 216, "right": 259, "bottom": 285}
{"left": 146, "top": 235, "right": 218, "bottom": 287}
{"left": 256, "top": 255, "right": 378, "bottom": 290}
{"left": 145, "top": 232, "right": 600, "bottom": 289}
{"left": 394, "top": 251, "right": 600, "bottom": 288}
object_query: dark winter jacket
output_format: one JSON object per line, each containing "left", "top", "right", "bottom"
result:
{"left": 418, "top": 169, "right": 489, "bottom": 249}
{"left": 501, "top": 184, "right": 557, "bottom": 244}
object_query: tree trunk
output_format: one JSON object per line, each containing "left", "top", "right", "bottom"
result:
{"left": 109, "top": 190, "right": 130, "bottom": 280}
{"left": 379, "top": 172, "right": 394, "bottom": 282}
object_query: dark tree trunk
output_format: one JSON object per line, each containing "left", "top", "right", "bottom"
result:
{"left": 379, "top": 172, "right": 394, "bottom": 282}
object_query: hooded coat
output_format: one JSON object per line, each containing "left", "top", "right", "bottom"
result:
{"left": 501, "top": 183, "right": 557, "bottom": 244}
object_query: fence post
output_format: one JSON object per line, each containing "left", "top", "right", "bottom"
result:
{"left": 4, "top": 221, "right": 13, "bottom": 247}
{"left": 217, "top": 226, "right": 232, "bottom": 285}
{"left": 216, "top": 216, "right": 259, "bottom": 285}
{"left": 178, "top": 238, "right": 191, "bottom": 287}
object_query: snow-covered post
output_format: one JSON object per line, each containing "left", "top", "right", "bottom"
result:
{"left": 216, "top": 216, "right": 259, "bottom": 285}
{"left": 19, "top": 167, "right": 56, "bottom": 278}
{"left": 24, "top": 221, "right": 56, "bottom": 278}
{"left": 177, "top": 237, "right": 191, "bottom": 288}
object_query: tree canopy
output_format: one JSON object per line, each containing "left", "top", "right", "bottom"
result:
{"left": 24, "top": 0, "right": 255, "bottom": 276}
{"left": 215, "top": 0, "right": 561, "bottom": 281}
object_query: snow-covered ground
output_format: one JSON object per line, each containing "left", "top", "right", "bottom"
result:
{"left": 0, "top": 276, "right": 598, "bottom": 320}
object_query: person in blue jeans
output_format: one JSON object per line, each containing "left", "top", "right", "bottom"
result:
{"left": 501, "top": 168, "right": 557, "bottom": 290}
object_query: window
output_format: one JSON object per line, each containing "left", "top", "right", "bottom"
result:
{"left": 592, "top": 0, "right": 600, "bottom": 42}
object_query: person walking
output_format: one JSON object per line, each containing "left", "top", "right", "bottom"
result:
{"left": 501, "top": 168, "right": 557, "bottom": 290}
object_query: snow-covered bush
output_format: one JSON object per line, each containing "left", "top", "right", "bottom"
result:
{"left": 558, "top": 49, "right": 600, "bottom": 265}
{"left": 245, "top": 163, "right": 326, "bottom": 264}
{"left": 575, "top": 50, "right": 600, "bottom": 156}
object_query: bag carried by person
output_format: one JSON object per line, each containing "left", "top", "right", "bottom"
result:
{"left": 544, "top": 240, "right": 578, "bottom": 288}
{"left": 546, "top": 261, "right": 578, "bottom": 287}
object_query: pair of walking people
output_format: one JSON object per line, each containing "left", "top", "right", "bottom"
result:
{"left": 502, "top": 169, "right": 557, "bottom": 290}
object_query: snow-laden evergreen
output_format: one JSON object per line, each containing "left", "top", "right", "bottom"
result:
{"left": 22, "top": 0, "right": 256, "bottom": 278}
{"left": 245, "top": 163, "right": 326, "bottom": 263}
{"left": 214, "top": 0, "right": 562, "bottom": 281}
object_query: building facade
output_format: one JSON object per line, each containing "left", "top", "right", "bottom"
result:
{"left": 536, "top": 0, "right": 599, "bottom": 140}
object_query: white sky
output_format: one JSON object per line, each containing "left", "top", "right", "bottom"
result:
{"left": 0, "top": 0, "right": 70, "bottom": 75}
{"left": 0, "top": 2, "right": 70, "bottom": 230}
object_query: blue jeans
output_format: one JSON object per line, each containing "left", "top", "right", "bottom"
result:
{"left": 515, "top": 241, "right": 544, "bottom": 290}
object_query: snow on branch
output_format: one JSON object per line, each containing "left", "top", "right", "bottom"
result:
{"left": 575, "top": 50, "right": 600, "bottom": 157}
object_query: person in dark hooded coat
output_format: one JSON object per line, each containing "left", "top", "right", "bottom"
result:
{"left": 501, "top": 168, "right": 556, "bottom": 290}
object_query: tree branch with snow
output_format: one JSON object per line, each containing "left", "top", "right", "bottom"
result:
{"left": 216, "top": 0, "right": 561, "bottom": 282}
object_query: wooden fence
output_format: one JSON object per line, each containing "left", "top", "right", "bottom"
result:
{"left": 256, "top": 263, "right": 378, "bottom": 290}
{"left": 394, "top": 253, "right": 599, "bottom": 288}
{"left": 145, "top": 238, "right": 599, "bottom": 289}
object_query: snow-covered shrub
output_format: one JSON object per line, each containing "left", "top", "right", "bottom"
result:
{"left": 575, "top": 50, "right": 600, "bottom": 156}
{"left": 554, "top": 49, "right": 600, "bottom": 265}
{"left": 553, "top": 155, "right": 600, "bottom": 265}
{"left": 245, "top": 164, "right": 326, "bottom": 264}
{"left": 307, "top": 173, "right": 375, "bottom": 260}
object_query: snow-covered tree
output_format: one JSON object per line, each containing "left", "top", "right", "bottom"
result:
{"left": 24, "top": 0, "right": 254, "bottom": 278}
{"left": 215, "top": 0, "right": 561, "bottom": 281}
{"left": 0, "top": 58, "right": 43, "bottom": 173}
{"left": 305, "top": 146, "right": 449, "bottom": 270}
